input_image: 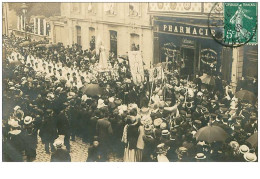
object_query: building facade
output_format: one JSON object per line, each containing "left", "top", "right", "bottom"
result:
{"left": 148, "top": 2, "right": 257, "bottom": 87}
{"left": 49, "top": 3, "right": 154, "bottom": 69}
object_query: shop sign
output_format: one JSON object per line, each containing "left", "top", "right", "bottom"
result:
{"left": 182, "top": 38, "right": 195, "bottom": 45}
{"left": 158, "top": 21, "right": 215, "bottom": 37}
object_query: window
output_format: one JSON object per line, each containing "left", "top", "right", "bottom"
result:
{"left": 76, "top": 26, "right": 81, "bottom": 45}
{"left": 110, "top": 30, "right": 117, "bottom": 57}
{"left": 89, "top": 27, "right": 95, "bottom": 50}
{"left": 130, "top": 33, "right": 140, "bottom": 51}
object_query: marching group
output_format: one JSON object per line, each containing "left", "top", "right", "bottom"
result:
{"left": 2, "top": 35, "right": 258, "bottom": 162}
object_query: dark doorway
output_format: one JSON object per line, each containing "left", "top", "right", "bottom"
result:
{"left": 181, "top": 48, "right": 195, "bottom": 79}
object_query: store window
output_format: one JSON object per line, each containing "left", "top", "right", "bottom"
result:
{"left": 89, "top": 27, "right": 95, "bottom": 51}
{"left": 130, "top": 33, "right": 140, "bottom": 51}
{"left": 76, "top": 26, "right": 81, "bottom": 46}
{"left": 110, "top": 30, "right": 117, "bottom": 57}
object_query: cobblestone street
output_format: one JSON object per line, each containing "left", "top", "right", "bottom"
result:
{"left": 33, "top": 136, "right": 123, "bottom": 162}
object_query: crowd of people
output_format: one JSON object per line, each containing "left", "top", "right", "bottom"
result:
{"left": 2, "top": 34, "right": 258, "bottom": 162}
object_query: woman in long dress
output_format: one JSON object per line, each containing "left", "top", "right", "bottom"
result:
{"left": 122, "top": 116, "right": 139, "bottom": 162}
{"left": 136, "top": 122, "right": 145, "bottom": 162}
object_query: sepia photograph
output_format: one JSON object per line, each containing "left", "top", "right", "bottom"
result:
{"left": 1, "top": 1, "right": 258, "bottom": 163}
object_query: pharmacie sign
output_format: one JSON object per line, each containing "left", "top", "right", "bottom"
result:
{"left": 158, "top": 22, "right": 215, "bottom": 37}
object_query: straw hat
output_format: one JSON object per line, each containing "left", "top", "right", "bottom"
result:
{"left": 8, "top": 119, "right": 20, "bottom": 128}
{"left": 154, "top": 118, "right": 163, "bottom": 127}
{"left": 244, "top": 153, "right": 257, "bottom": 162}
{"left": 195, "top": 153, "right": 206, "bottom": 160}
{"left": 114, "top": 99, "right": 122, "bottom": 106}
{"left": 239, "top": 145, "right": 250, "bottom": 154}
{"left": 97, "top": 99, "right": 107, "bottom": 109}
{"left": 162, "top": 130, "right": 170, "bottom": 136}
{"left": 229, "top": 141, "right": 239, "bottom": 150}
{"left": 160, "top": 122, "right": 167, "bottom": 130}
{"left": 14, "top": 105, "right": 21, "bottom": 111}
{"left": 140, "top": 107, "right": 150, "bottom": 116}
{"left": 8, "top": 129, "right": 21, "bottom": 135}
{"left": 24, "top": 116, "right": 33, "bottom": 125}
{"left": 81, "top": 94, "right": 91, "bottom": 102}
{"left": 156, "top": 143, "right": 170, "bottom": 154}
{"left": 53, "top": 138, "right": 64, "bottom": 148}
{"left": 140, "top": 115, "right": 153, "bottom": 125}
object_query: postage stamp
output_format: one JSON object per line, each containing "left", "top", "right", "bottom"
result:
{"left": 224, "top": 2, "right": 257, "bottom": 45}
{"left": 208, "top": 2, "right": 257, "bottom": 47}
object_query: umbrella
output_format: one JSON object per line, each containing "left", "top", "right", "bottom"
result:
{"left": 235, "top": 90, "right": 256, "bottom": 104}
{"left": 194, "top": 125, "right": 229, "bottom": 143}
{"left": 200, "top": 74, "right": 215, "bottom": 86}
{"left": 212, "top": 123, "right": 233, "bottom": 135}
{"left": 81, "top": 83, "right": 103, "bottom": 96}
{"left": 20, "top": 41, "right": 30, "bottom": 47}
{"left": 246, "top": 132, "right": 258, "bottom": 148}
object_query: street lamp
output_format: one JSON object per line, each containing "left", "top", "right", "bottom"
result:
{"left": 21, "top": 3, "right": 28, "bottom": 38}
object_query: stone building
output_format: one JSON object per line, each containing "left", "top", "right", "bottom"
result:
{"left": 148, "top": 2, "right": 257, "bottom": 87}
{"left": 49, "top": 3, "right": 154, "bottom": 69}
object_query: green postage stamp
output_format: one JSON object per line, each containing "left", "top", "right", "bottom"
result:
{"left": 224, "top": 2, "right": 257, "bottom": 45}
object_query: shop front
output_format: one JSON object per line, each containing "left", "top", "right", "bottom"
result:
{"left": 153, "top": 16, "right": 232, "bottom": 80}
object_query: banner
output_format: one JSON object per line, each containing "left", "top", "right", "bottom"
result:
{"left": 128, "top": 51, "right": 145, "bottom": 85}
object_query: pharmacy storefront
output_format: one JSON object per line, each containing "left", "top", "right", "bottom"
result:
{"left": 153, "top": 16, "right": 232, "bottom": 80}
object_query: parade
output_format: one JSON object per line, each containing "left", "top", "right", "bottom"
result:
{"left": 2, "top": 2, "right": 258, "bottom": 164}
{"left": 2, "top": 32, "right": 258, "bottom": 162}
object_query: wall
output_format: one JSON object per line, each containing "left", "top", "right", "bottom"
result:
{"left": 52, "top": 3, "right": 153, "bottom": 68}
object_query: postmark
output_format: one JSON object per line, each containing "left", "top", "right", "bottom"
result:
{"left": 208, "top": 2, "right": 257, "bottom": 47}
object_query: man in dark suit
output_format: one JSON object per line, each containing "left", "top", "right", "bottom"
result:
{"left": 56, "top": 103, "right": 71, "bottom": 152}
{"left": 86, "top": 136, "right": 103, "bottom": 162}
{"left": 96, "top": 108, "right": 113, "bottom": 160}
{"left": 139, "top": 91, "right": 149, "bottom": 108}
{"left": 39, "top": 109, "right": 58, "bottom": 154}
{"left": 51, "top": 139, "right": 71, "bottom": 162}
{"left": 193, "top": 74, "right": 202, "bottom": 92}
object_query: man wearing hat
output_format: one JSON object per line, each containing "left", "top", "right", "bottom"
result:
{"left": 39, "top": 109, "right": 58, "bottom": 154}
{"left": 23, "top": 116, "right": 38, "bottom": 161}
{"left": 86, "top": 136, "right": 103, "bottom": 162}
{"left": 4, "top": 129, "right": 24, "bottom": 162}
{"left": 56, "top": 104, "right": 71, "bottom": 152}
{"left": 96, "top": 108, "right": 113, "bottom": 160}
{"left": 51, "top": 138, "right": 71, "bottom": 162}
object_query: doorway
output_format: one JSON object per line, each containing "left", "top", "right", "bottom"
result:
{"left": 181, "top": 48, "right": 195, "bottom": 79}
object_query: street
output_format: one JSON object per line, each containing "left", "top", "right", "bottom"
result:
{"left": 32, "top": 135, "right": 123, "bottom": 162}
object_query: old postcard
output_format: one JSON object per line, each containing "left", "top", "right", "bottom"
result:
{"left": 2, "top": 2, "right": 258, "bottom": 163}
